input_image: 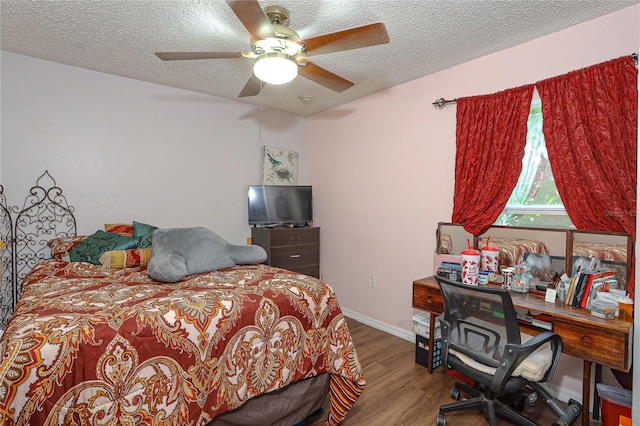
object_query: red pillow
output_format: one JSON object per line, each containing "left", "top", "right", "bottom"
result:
{"left": 48, "top": 235, "right": 87, "bottom": 261}
{"left": 104, "top": 223, "right": 134, "bottom": 238}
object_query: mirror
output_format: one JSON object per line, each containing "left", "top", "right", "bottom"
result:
{"left": 571, "top": 230, "right": 630, "bottom": 291}
{"left": 436, "top": 222, "right": 631, "bottom": 291}
{"left": 437, "top": 222, "right": 473, "bottom": 255}
{"left": 478, "top": 226, "right": 567, "bottom": 287}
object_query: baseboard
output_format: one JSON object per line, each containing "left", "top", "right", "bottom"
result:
{"left": 341, "top": 307, "right": 415, "bottom": 342}
{"left": 341, "top": 308, "right": 585, "bottom": 408}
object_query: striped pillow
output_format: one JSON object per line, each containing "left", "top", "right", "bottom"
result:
{"left": 99, "top": 248, "right": 153, "bottom": 270}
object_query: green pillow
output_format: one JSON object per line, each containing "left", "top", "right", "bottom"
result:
{"left": 133, "top": 221, "right": 158, "bottom": 248}
{"left": 69, "top": 230, "right": 139, "bottom": 264}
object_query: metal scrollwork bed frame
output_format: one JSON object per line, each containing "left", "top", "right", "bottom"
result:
{"left": 0, "top": 171, "right": 76, "bottom": 329}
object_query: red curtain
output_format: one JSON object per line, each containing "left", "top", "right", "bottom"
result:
{"left": 537, "top": 56, "right": 638, "bottom": 298}
{"left": 452, "top": 85, "right": 535, "bottom": 236}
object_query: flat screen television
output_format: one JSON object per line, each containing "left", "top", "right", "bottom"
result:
{"left": 248, "top": 185, "right": 313, "bottom": 226}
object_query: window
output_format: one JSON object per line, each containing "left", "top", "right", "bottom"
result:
{"left": 494, "top": 95, "right": 575, "bottom": 228}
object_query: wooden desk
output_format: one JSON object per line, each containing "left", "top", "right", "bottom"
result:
{"left": 413, "top": 276, "right": 633, "bottom": 426}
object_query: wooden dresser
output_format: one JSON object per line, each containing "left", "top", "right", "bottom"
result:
{"left": 251, "top": 227, "right": 320, "bottom": 278}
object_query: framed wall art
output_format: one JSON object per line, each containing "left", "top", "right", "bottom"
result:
{"left": 261, "top": 146, "right": 298, "bottom": 185}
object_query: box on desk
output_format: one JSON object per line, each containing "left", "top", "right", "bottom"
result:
{"left": 433, "top": 254, "right": 462, "bottom": 276}
{"left": 413, "top": 313, "right": 443, "bottom": 369}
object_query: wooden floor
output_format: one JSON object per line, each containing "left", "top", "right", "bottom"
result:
{"left": 306, "top": 318, "right": 598, "bottom": 426}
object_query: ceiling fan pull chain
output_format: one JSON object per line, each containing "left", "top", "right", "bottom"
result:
{"left": 259, "top": 82, "right": 263, "bottom": 141}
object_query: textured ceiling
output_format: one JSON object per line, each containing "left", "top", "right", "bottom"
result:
{"left": 1, "top": 0, "right": 637, "bottom": 116}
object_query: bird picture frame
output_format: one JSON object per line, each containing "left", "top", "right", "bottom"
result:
{"left": 261, "top": 146, "right": 298, "bottom": 185}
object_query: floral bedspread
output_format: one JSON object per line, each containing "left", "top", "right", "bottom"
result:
{"left": 0, "top": 262, "right": 365, "bottom": 426}
{"left": 436, "top": 233, "right": 454, "bottom": 255}
{"left": 573, "top": 241, "right": 627, "bottom": 263}
{"left": 477, "top": 237, "right": 550, "bottom": 269}
{"left": 438, "top": 234, "right": 549, "bottom": 269}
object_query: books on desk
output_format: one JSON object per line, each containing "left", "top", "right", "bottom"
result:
{"left": 565, "top": 260, "right": 616, "bottom": 308}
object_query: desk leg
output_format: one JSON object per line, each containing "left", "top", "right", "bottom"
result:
{"left": 427, "top": 313, "right": 435, "bottom": 374}
{"left": 593, "top": 364, "right": 602, "bottom": 421}
{"left": 582, "top": 361, "right": 591, "bottom": 426}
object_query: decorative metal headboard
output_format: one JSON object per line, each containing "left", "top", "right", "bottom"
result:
{"left": 0, "top": 186, "right": 13, "bottom": 329}
{"left": 0, "top": 171, "right": 76, "bottom": 329}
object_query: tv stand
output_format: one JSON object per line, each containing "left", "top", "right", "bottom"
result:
{"left": 259, "top": 222, "right": 310, "bottom": 229}
{"left": 251, "top": 227, "right": 320, "bottom": 278}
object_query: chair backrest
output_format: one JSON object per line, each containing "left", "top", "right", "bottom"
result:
{"left": 436, "top": 276, "right": 522, "bottom": 369}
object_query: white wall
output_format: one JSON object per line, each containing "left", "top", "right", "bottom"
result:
{"left": 0, "top": 52, "right": 307, "bottom": 243}
{"left": 308, "top": 5, "right": 639, "bottom": 405}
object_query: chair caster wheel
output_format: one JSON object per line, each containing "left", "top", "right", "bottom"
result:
{"left": 509, "top": 394, "right": 525, "bottom": 412}
{"left": 436, "top": 414, "right": 447, "bottom": 426}
{"left": 450, "top": 389, "right": 461, "bottom": 400}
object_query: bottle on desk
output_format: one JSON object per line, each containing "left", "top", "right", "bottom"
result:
{"left": 502, "top": 267, "right": 514, "bottom": 290}
{"left": 557, "top": 274, "right": 570, "bottom": 303}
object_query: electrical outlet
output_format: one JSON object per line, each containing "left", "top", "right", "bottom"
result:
{"left": 369, "top": 276, "right": 376, "bottom": 288}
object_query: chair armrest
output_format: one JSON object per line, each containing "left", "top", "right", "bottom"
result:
{"left": 491, "top": 331, "right": 562, "bottom": 394}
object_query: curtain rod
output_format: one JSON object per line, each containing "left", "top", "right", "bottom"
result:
{"left": 433, "top": 53, "right": 639, "bottom": 109}
{"left": 432, "top": 98, "right": 457, "bottom": 108}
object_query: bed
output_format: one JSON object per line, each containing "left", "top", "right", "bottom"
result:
{"left": 0, "top": 172, "right": 365, "bottom": 426}
{"left": 481, "top": 236, "right": 550, "bottom": 269}
{"left": 573, "top": 241, "right": 627, "bottom": 263}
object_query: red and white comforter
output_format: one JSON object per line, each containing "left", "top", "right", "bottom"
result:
{"left": 0, "top": 262, "right": 365, "bottom": 425}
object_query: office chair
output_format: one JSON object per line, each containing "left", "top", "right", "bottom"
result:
{"left": 435, "top": 276, "right": 582, "bottom": 426}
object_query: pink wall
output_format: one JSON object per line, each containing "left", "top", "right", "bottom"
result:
{"left": 308, "top": 5, "right": 639, "bottom": 403}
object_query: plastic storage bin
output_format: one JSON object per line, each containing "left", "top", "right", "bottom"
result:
{"left": 597, "top": 383, "right": 632, "bottom": 426}
{"left": 413, "top": 313, "right": 443, "bottom": 369}
{"left": 590, "top": 299, "right": 617, "bottom": 319}
{"left": 413, "top": 312, "right": 441, "bottom": 338}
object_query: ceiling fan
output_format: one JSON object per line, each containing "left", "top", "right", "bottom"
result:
{"left": 155, "top": 0, "right": 390, "bottom": 97}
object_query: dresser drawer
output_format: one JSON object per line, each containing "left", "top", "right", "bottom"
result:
{"left": 412, "top": 282, "right": 444, "bottom": 314}
{"left": 251, "top": 227, "right": 321, "bottom": 279}
{"left": 271, "top": 244, "right": 320, "bottom": 269}
{"left": 270, "top": 227, "right": 319, "bottom": 246}
{"left": 554, "top": 319, "right": 629, "bottom": 370}
{"left": 287, "top": 264, "right": 320, "bottom": 278}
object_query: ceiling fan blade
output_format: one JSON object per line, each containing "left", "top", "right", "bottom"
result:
{"left": 303, "top": 22, "right": 390, "bottom": 56}
{"left": 238, "top": 74, "right": 263, "bottom": 97}
{"left": 155, "top": 51, "right": 242, "bottom": 61}
{"left": 226, "top": 0, "right": 275, "bottom": 39}
{"left": 299, "top": 61, "right": 354, "bottom": 93}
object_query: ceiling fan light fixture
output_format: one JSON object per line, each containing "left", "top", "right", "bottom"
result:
{"left": 253, "top": 52, "right": 298, "bottom": 85}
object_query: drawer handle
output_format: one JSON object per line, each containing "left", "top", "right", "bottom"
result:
{"left": 581, "top": 336, "right": 593, "bottom": 345}
{"left": 427, "top": 296, "right": 433, "bottom": 303}
{"left": 290, "top": 254, "right": 301, "bottom": 258}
